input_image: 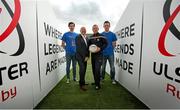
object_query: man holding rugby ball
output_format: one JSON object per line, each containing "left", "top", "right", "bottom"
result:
{"left": 88, "top": 24, "right": 108, "bottom": 90}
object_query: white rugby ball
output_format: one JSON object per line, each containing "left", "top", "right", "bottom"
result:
{"left": 89, "top": 44, "right": 97, "bottom": 53}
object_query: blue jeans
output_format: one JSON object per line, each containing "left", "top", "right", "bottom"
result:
{"left": 101, "top": 55, "right": 115, "bottom": 80}
{"left": 66, "top": 54, "right": 77, "bottom": 80}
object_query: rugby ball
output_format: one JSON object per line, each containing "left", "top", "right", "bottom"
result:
{"left": 89, "top": 44, "right": 97, "bottom": 53}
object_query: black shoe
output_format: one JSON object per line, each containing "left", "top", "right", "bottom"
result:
{"left": 91, "top": 83, "right": 95, "bottom": 85}
{"left": 85, "top": 83, "right": 89, "bottom": 85}
{"left": 73, "top": 79, "right": 78, "bottom": 82}
{"left": 80, "top": 85, "right": 87, "bottom": 91}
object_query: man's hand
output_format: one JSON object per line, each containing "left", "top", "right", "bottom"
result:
{"left": 84, "top": 57, "right": 89, "bottom": 62}
{"left": 61, "top": 41, "right": 65, "bottom": 49}
{"left": 95, "top": 46, "right": 101, "bottom": 53}
{"left": 112, "top": 41, "right": 116, "bottom": 48}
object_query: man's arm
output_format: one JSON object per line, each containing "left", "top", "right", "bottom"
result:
{"left": 94, "top": 37, "right": 108, "bottom": 53}
{"left": 112, "top": 41, "right": 116, "bottom": 48}
{"left": 112, "top": 33, "right": 117, "bottom": 48}
{"left": 76, "top": 36, "right": 84, "bottom": 56}
{"left": 100, "top": 37, "right": 108, "bottom": 50}
{"left": 61, "top": 33, "right": 66, "bottom": 49}
{"left": 75, "top": 35, "right": 81, "bottom": 53}
{"left": 61, "top": 41, "right": 65, "bottom": 49}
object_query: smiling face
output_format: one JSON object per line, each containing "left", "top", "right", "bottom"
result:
{"left": 68, "top": 24, "right": 75, "bottom": 32}
{"left": 92, "top": 24, "right": 99, "bottom": 34}
{"left": 80, "top": 27, "right": 86, "bottom": 36}
{"left": 103, "top": 22, "right": 110, "bottom": 32}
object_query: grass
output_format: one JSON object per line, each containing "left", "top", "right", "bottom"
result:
{"left": 35, "top": 60, "right": 148, "bottom": 109}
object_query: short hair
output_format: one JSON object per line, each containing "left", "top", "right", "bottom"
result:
{"left": 92, "top": 24, "right": 99, "bottom": 30}
{"left": 68, "top": 22, "right": 75, "bottom": 26}
{"left": 104, "top": 21, "right": 110, "bottom": 25}
{"left": 92, "top": 24, "right": 98, "bottom": 28}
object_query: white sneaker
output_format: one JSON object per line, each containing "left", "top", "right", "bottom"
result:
{"left": 112, "top": 80, "right": 116, "bottom": 85}
{"left": 95, "top": 86, "right": 100, "bottom": 90}
{"left": 66, "top": 79, "right": 70, "bottom": 84}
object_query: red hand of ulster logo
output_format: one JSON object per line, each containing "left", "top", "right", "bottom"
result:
{"left": 0, "top": 0, "right": 25, "bottom": 56}
{"left": 158, "top": 0, "right": 180, "bottom": 57}
{"left": 0, "top": 0, "right": 20, "bottom": 42}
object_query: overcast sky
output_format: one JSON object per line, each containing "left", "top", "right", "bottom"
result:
{"left": 49, "top": 0, "right": 129, "bottom": 34}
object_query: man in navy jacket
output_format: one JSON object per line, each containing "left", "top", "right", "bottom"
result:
{"left": 89, "top": 24, "right": 108, "bottom": 90}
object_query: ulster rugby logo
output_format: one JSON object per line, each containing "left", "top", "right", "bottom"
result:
{"left": 158, "top": 0, "right": 180, "bottom": 57}
{"left": 0, "top": 0, "right": 25, "bottom": 56}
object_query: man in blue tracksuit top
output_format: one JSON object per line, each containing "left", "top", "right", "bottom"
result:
{"left": 101, "top": 21, "right": 117, "bottom": 84}
{"left": 61, "top": 22, "right": 78, "bottom": 83}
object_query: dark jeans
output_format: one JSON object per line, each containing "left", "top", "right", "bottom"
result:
{"left": 77, "top": 60, "right": 87, "bottom": 86}
{"left": 91, "top": 54, "right": 102, "bottom": 87}
{"left": 101, "top": 55, "right": 115, "bottom": 80}
{"left": 66, "top": 54, "right": 77, "bottom": 80}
